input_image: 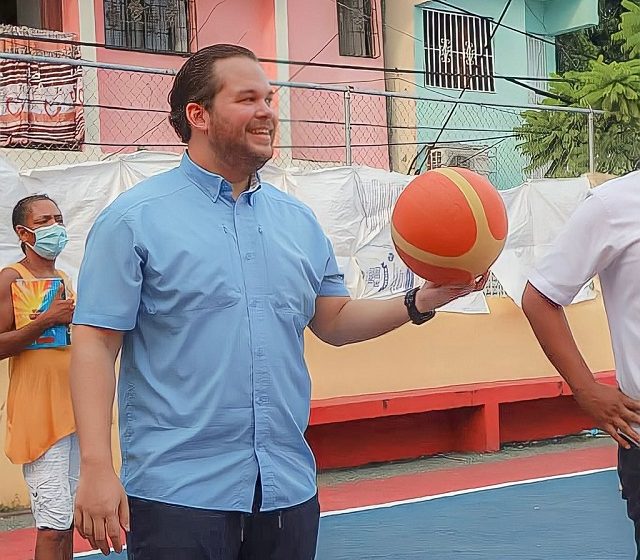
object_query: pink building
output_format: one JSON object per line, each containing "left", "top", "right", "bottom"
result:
{"left": 0, "top": 0, "right": 389, "bottom": 169}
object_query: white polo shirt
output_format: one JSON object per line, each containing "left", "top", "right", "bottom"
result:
{"left": 528, "top": 171, "right": 640, "bottom": 399}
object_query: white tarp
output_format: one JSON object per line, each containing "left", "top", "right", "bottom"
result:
{"left": 0, "top": 156, "right": 29, "bottom": 266}
{"left": 0, "top": 151, "right": 599, "bottom": 312}
{"left": 350, "top": 166, "right": 488, "bottom": 313}
{"left": 491, "top": 176, "right": 595, "bottom": 305}
{"left": 261, "top": 163, "right": 486, "bottom": 312}
{"left": 3, "top": 153, "right": 182, "bottom": 283}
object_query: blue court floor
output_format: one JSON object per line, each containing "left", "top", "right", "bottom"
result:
{"left": 75, "top": 469, "right": 635, "bottom": 560}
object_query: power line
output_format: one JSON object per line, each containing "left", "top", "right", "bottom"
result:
{"left": 421, "top": 0, "right": 583, "bottom": 59}
{"left": 0, "top": 32, "right": 122, "bottom": 51}
{"left": 279, "top": 118, "right": 559, "bottom": 136}
{"left": 5, "top": 97, "right": 563, "bottom": 135}
{"left": 74, "top": 132, "right": 520, "bottom": 150}
{"left": 0, "top": 97, "right": 170, "bottom": 114}
{"left": 286, "top": 35, "right": 339, "bottom": 84}
{"left": 429, "top": 0, "right": 557, "bottom": 47}
{"left": 332, "top": 0, "right": 566, "bottom": 76}
{"left": 0, "top": 0, "right": 601, "bottom": 86}
{"left": 98, "top": 0, "right": 232, "bottom": 157}
{"left": 104, "top": 0, "right": 234, "bottom": 159}
{"left": 102, "top": 117, "right": 167, "bottom": 160}
{"left": 194, "top": 0, "right": 231, "bottom": 44}
{"left": 280, "top": 134, "right": 520, "bottom": 148}
{"left": 392, "top": 76, "right": 461, "bottom": 99}
{"left": 277, "top": 0, "right": 598, "bottom": 88}
{"left": 0, "top": 32, "right": 573, "bottom": 85}
{"left": 327, "top": 0, "right": 582, "bottom": 105}
{"left": 454, "top": 137, "right": 508, "bottom": 167}
{"left": 0, "top": 1, "right": 586, "bottom": 161}
{"left": 258, "top": 56, "right": 573, "bottom": 83}
{"left": 502, "top": 77, "right": 571, "bottom": 103}
{"left": 332, "top": 0, "right": 422, "bottom": 49}
{"left": 408, "top": 0, "right": 515, "bottom": 175}
{"left": 431, "top": 0, "right": 602, "bottom": 68}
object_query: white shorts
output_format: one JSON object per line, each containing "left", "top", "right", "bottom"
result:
{"left": 23, "top": 433, "right": 80, "bottom": 530}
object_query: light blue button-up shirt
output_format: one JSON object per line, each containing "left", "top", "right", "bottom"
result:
{"left": 74, "top": 154, "right": 348, "bottom": 512}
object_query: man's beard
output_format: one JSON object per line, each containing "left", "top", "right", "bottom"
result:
{"left": 209, "top": 122, "right": 274, "bottom": 172}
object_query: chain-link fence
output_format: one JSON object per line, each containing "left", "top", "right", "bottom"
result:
{"left": 0, "top": 50, "right": 599, "bottom": 191}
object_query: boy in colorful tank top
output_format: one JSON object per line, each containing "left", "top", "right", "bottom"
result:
{"left": 0, "top": 195, "right": 76, "bottom": 559}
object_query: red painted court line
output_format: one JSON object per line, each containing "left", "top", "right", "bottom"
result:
{"left": 1, "top": 444, "right": 617, "bottom": 560}
{"left": 318, "top": 444, "right": 617, "bottom": 512}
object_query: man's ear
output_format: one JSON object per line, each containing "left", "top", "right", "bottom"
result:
{"left": 185, "top": 102, "right": 210, "bottom": 135}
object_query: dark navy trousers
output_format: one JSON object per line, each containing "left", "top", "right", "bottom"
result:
{"left": 619, "top": 445, "right": 640, "bottom": 560}
{"left": 126, "top": 476, "right": 320, "bottom": 560}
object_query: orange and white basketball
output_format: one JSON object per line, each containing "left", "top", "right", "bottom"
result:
{"left": 391, "top": 167, "right": 508, "bottom": 285}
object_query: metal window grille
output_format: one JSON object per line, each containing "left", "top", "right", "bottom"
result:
{"left": 337, "top": 0, "right": 379, "bottom": 58}
{"left": 104, "top": 0, "right": 190, "bottom": 54}
{"left": 423, "top": 9, "right": 495, "bottom": 92}
{"left": 426, "top": 149, "right": 443, "bottom": 170}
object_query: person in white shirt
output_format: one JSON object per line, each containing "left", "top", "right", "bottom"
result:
{"left": 522, "top": 171, "right": 640, "bottom": 558}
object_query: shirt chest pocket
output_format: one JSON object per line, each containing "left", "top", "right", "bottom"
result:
{"left": 141, "top": 224, "right": 243, "bottom": 314}
{"left": 261, "top": 228, "right": 323, "bottom": 322}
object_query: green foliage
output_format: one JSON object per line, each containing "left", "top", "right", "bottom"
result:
{"left": 580, "top": 58, "right": 640, "bottom": 119}
{"left": 613, "top": 0, "right": 640, "bottom": 57}
{"left": 556, "top": 0, "right": 625, "bottom": 71}
{"left": 516, "top": 1, "right": 640, "bottom": 177}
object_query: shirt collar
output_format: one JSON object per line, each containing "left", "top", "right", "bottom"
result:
{"left": 179, "top": 152, "right": 262, "bottom": 204}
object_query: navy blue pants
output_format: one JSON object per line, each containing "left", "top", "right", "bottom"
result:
{"left": 619, "top": 446, "right": 640, "bottom": 560}
{"left": 126, "top": 477, "right": 320, "bottom": 560}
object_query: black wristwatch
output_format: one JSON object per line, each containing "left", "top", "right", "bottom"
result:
{"left": 404, "top": 287, "right": 436, "bottom": 325}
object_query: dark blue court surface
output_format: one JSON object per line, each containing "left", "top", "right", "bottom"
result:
{"left": 77, "top": 470, "right": 635, "bottom": 559}
{"left": 316, "top": 470, "right": 635, "bottom": 560}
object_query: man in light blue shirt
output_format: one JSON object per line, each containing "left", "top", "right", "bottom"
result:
{"left": 69, "top": 44, "right": 486, "bottom": 560}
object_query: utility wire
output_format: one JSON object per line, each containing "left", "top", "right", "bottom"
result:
{"left": 407, "top": 0, "right": 514, "bottom": 175}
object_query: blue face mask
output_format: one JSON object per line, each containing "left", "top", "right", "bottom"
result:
{"left": 24, "top": 223, "right": 68, "bottom": 260}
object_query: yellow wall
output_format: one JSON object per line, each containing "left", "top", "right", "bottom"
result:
{"left": 382, "top": 0, "right": 416, "bottom": 83}
{"left": 0, "top": 296, "right": 614, "bottom": 508}
{"left": 308, "top": 296, "right": 614, "bottom": 398}
{"left": 1, "top": 359, "right": 28, "bottom": 508}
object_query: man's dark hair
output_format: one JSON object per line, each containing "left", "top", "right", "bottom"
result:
{"left": 12, "top": 194, "right": 59, "bottom": 253}
{"left": 168, "top": 44, "right": 259, "bottom": 143}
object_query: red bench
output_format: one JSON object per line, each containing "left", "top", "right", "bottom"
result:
{"left": 307, "top": 371, "right": 616, "bottom": 470}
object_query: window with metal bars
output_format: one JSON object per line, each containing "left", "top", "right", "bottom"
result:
{"left": 423, "top": 9, "right": 495, "bottom": 92}
{"left": 337, "top": 0, "right": 379, "bottom": 58}
{"left": 104, "top": 0, "right": 191, "bottom": 54}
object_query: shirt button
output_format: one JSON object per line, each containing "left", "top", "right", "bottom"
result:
{"left": 256, "top": 396, "right": 268, "bottom": 405}
{"left": 245, "top": 252, "right": 255, "bottom": 261}
{"left": 255, "top": 347, "right": 265, "bottom": 357}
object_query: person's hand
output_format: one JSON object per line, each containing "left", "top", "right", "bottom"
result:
{"left": 38, "top": 284, "right": 75, "bottom": 327}
{"left": 414, "top": 272, "right": 489, "bottom": 312}
{"left": 74, "top": 465, "right": 129, "bottom": 555}
{"left": 573, "top": 382, "right": 640, "bottom": 449}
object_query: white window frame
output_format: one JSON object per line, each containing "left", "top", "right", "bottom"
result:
{"left": 426, "top": 149, "right": 443, "bottom": 170}
{"left": 526, "top": 35, "right": 549, "bottom": 103}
